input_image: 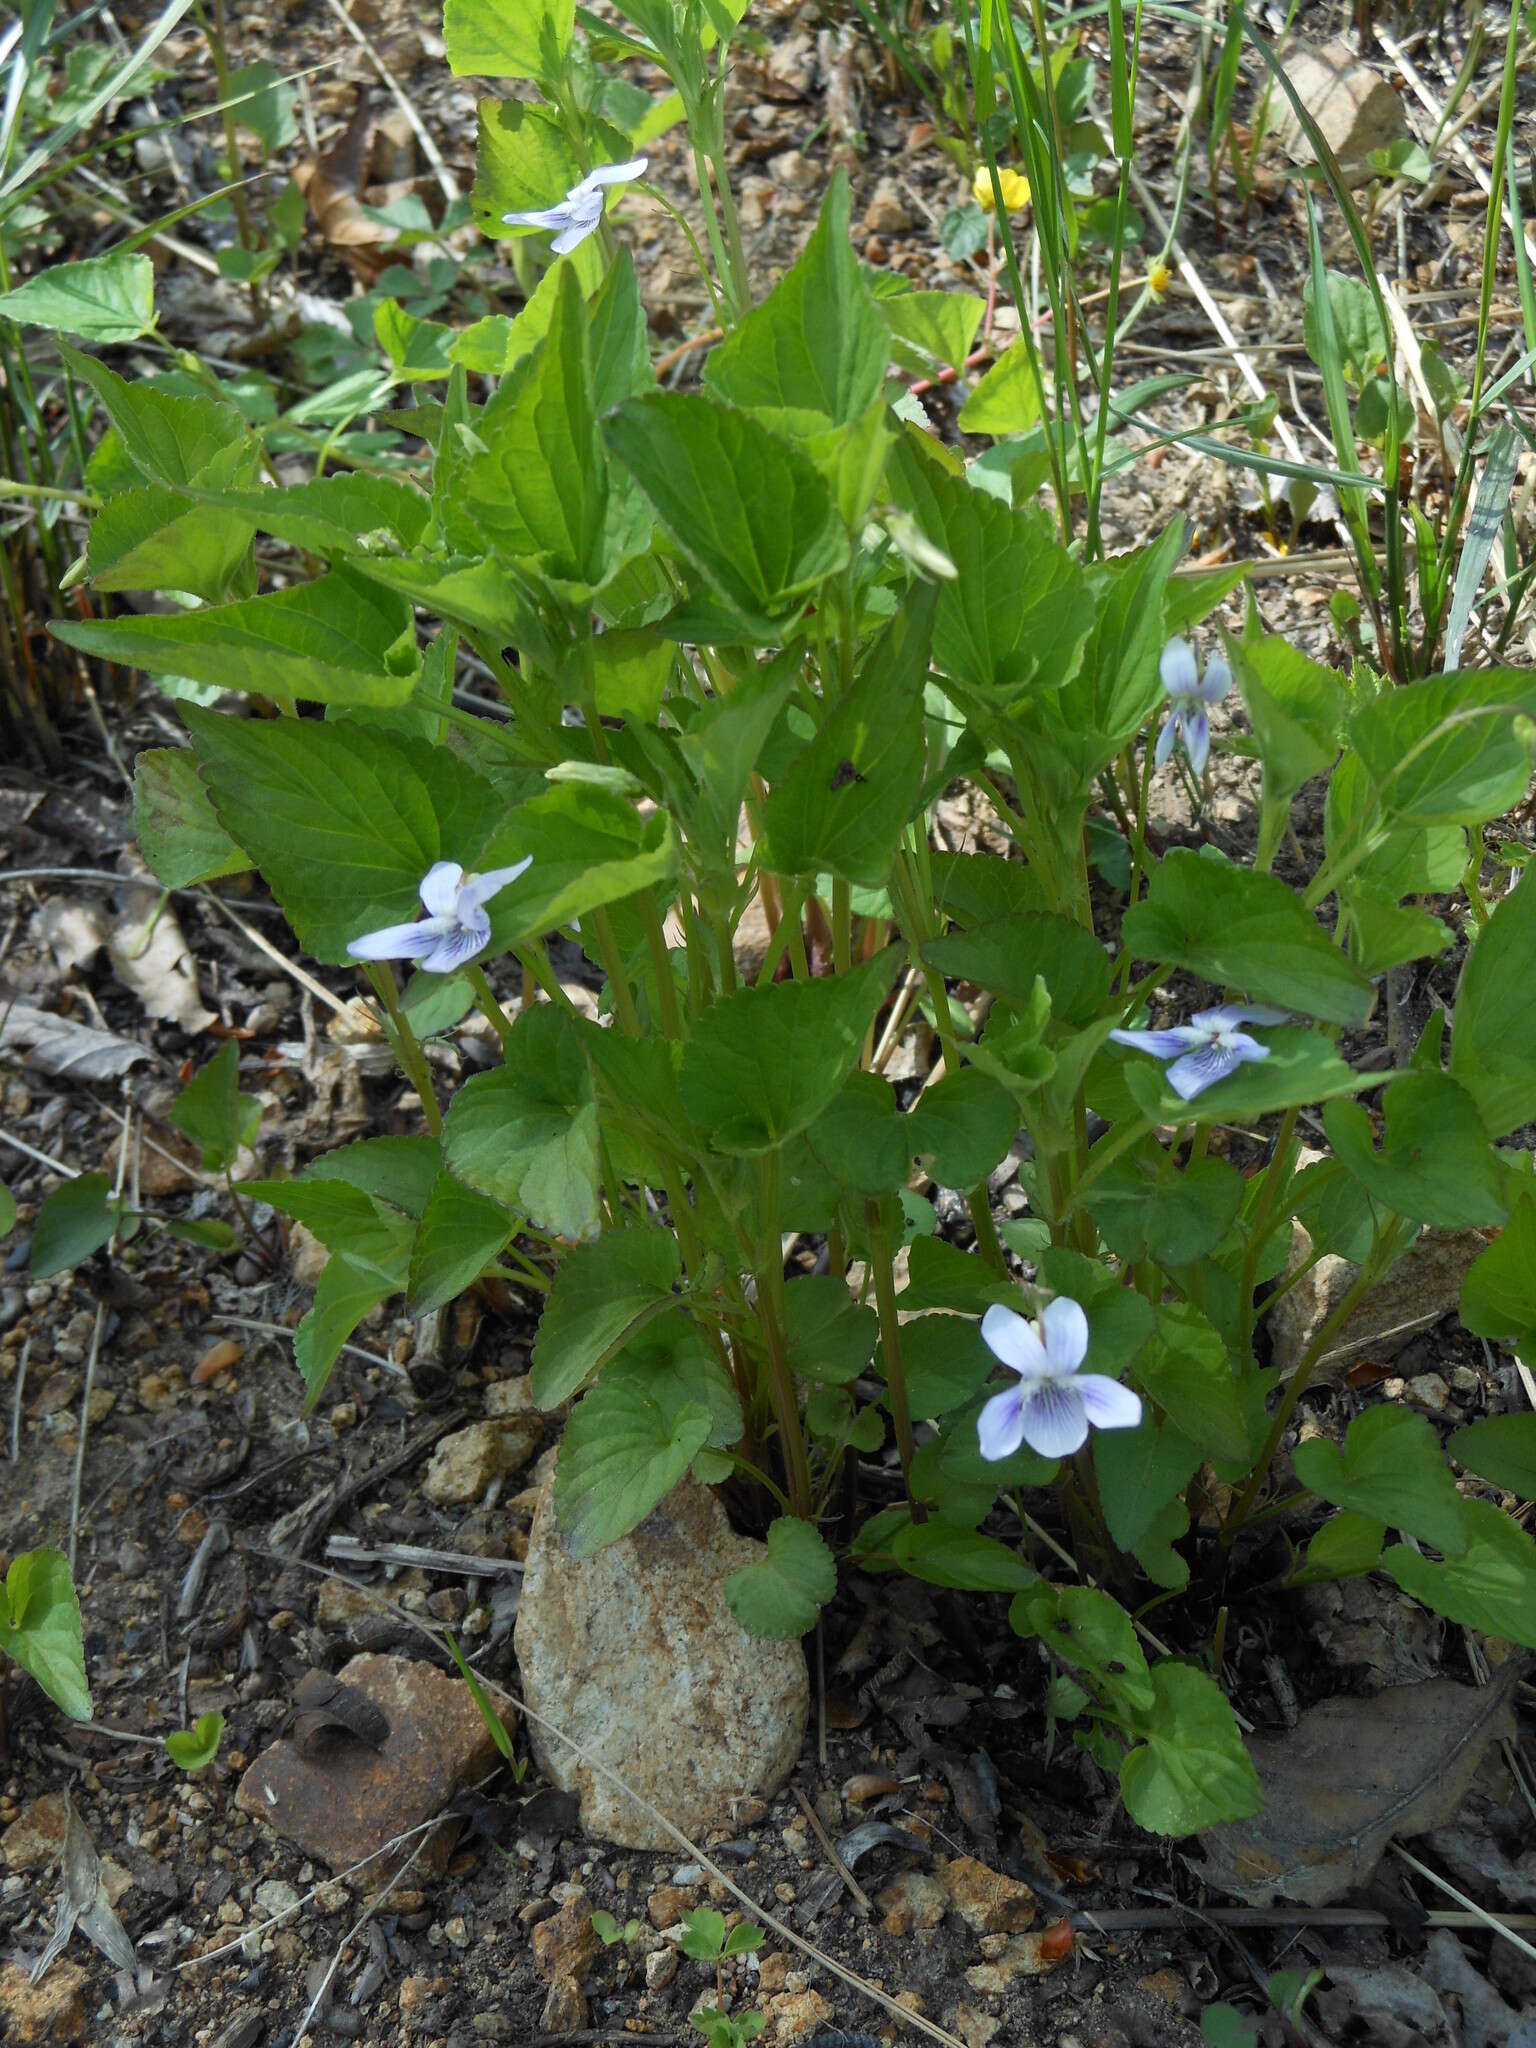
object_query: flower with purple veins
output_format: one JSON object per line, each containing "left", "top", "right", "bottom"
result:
{"left": 501, "top": 158, "right": 648, "bottom": 255}
{"left": 1155, "top": 637, "right": 1230, "bottom": 778}
{"left": 1109, "top": 1002, "right": 1288, "bottom": 1100}
{"left": 348, "top": 858, "right": 532, "bottom": 976}
{"left": 976, "top": 1297, "right": 1143, "bottom": 1462}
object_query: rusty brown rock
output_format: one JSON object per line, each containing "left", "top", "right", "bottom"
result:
{"left": 1, "top": 1792, "right": 69, "bottom": 1871}
{"left": 938, "top": 1854, "right": 1036, "bottom": 1935}
{"left": 531, "top": 1891, "right": 600, "bottom": 1981}
{"left": 514, "top": 1475, "right": 808, "bottom": 1848}
{"left": 235, "top": 1653, "right": 504, "bottom": 1874}
{"left": 878, "top": 1869, "right": 948, "bottom": 1936}
{"left": 540, "top": 1973, "right": 588, "bottom": 2035}
{"left": 646, "top": 1882, "right": 695, "bottom": 1929}
{"left": 0, "top": 1960, "right": 87, "bottom": 2044}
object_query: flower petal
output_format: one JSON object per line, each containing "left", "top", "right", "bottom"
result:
{"left": 1221, "top": 1004, "right": 1290, "bottom": 1028}
{"left": 1183, "top": 707, "right": 1210, "bottom": 777}
{"left": 1018, "top": 1381, "right": 1089, "bottom": 1459}
{"left": 419, "top": 860, "right": 464, "bottom": 917}
{"left": 1109, "top": 1025, "right": 1208, "bottom": 1060}
{"left": 1154, "top": 712, "right": 1178, "bottom": 769}
{"left": 579, "top": 156, "right": 647, "bottom": 191}
{"left": 1077, "top": 1375, "right": 1143, "bottom": 1432}
{"left": 1159, "top": 637, "right": 1198, "bottom": 697}
{"left": 977, "top": 1386, "right": 1026, "bottom": 1462}
{"left": 550, "top": 215, "right": 599, "bottom": 255}
{"left": 347, "top": 916, "right": 453, "bottom": 962}
{"left": 1040, "top": 1295, "right": 1089, "bottom": 1375}
{"left": 501, "top": 204, "right": 576, "bottom": 232}
{"left": 980, "top": 1303, "right": 1048, "bottom": 1378}
{"left": 458, "top": 856, "right": 533, "bottom": 911}
{"left": 1197, "top": 654, "right": 1232, "bottom": 704}
{"left": 419, "top": 915, "right": 491, "bottom": 974}
{"left": 1165, "top": 1040, "right": 1246, "bottom": 1099}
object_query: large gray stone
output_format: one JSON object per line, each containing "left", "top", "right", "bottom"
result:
{"left": 514, "top": 1475, "right": 808, "bottom": 1848}
{"left": 1270, "top": 39, "right": 1409, "bottom": 181}
{"left": 1268, "top": 1222, "right": 1496, "bottom": 1380}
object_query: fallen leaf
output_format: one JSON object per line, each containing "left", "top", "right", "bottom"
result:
{"left": 29, "top": 1794, "right": 136, "bottom": 1983}
{"left": 0, "top": 1003, "right": 150, "bottom": 1079}
{"left": 33, "top": 901, "right": 107, "bottom": 974}
{"left": 108, "top": 883, "right": 214, "bottom": 1032}
{"left": 192, "top": 1339, "right": 244, "bottom": 1385}
{"left": 1200, "top": 1669, "right": 1522, "bottom": 1905}
{"left": 287, "top": 1669, "right": 391, "bottom": 1757}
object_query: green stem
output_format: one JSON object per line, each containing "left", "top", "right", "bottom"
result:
{"left": 867, "top": 1200, "right": 921, "bottom": 1504}
{"left": 366, "top": 964, "right": 442, "bottom": 1135}
{"left": 467, "top": 961, "right": 516, "bottom": 1058}
{"left": 757, "top": 1152, "right": 812, "bottom": 1517}
{"left": 1235, "top": 1106, "right": 1299, "bottom": 1368}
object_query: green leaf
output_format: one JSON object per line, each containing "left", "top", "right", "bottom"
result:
{"left": 592, "top": 626, "right": 672, "bottom": 725}
{"left": 0, "top": 1184, "right": 15, "bottom": 1239}
{"left": 1303, "top": 269, "right": 1382, "bottom": 386}
{"left": 1384, "top": 1498, "right": 1536, "bottom": 1649}
{"left": 1448, "top": 1414, "right": 1536, "bottom": 1500}
{"left": 1324, "top": 1073, "right": 1507, "bottom": 1230}
{"left": 679, "top": 1908, "right": 727, "bottom": 1961}
{"left": 470, "top": 100, "right": 585, "bottom": 242}
{"left": 891, "top": 1521, "right": 1035, "bottom": 1591}
{"left": 444, "top": 1630, "right": 516, "bottom": 1763}
{"left": 760, "top": 587, "right": 934, "bottom": 887}
{"left": 375, "top": 299, "right": 457, "bottom": 382}
{"left": 63, "top": 345, "right": 244, "bottom": 485}
{"left": 166, "top": 1040, "right": 261, "bottom": 1171}
{"left": 705, "top": 171, "right": 888, "bottom": 425}
{"left": 923, "top": 913, "right": 1112, "bottom": 1024}
{"left": 612, "top": 1317, "right": 742, "bottom": 1451}
{"left": 182, "top": 708, "right": 501, "bottom": 962}
{"left": 555, "top": 1374, "right": 711, "bottom": 1556}
{"left": 446, "top": 0, "right": 575, "bottom": 80}
{"left": 1234, "top": 636, "right": 1344, "bottom": 862}
{"left": 724, "top": 1518, "right": 836, "bottom": 1638}
{"left": 958, "top": 340, "right": 1042, "bottom": 436}
{"left": 886, "top": 434, "right": 1094, "bottom": 707}
{"left": 443, "top": 1008, "right": 601, "bottom": 1243}
{"left": 186, "top": 472, "right": 432, "bottom": 557}
{"left": 1133, "top": 1497, "right": 1192, "bottom": 1592}
{"left": 245, "top": 1174, "right": 415, "bottom": 1276}
{"left": 1088, "top": 1147, "right": 1244, "bottom": 1267}
{"left": 895, "top": 1314, "right": 993, "bottom": 1417}
{"left": 166, "top": 1709, "right": 224, "bottom": 1772}
{"left": 1285, "top": 1509, "right": 1386, "bottom": 1587}
{"left": 1450, "top": 864, "right": 1536, "bottom": 1139}
{"left": 293, "top": 1254, "right": 398, "bottom": 1412}
{"left": 1, "top": 1549, "right": 92, "bottom": 1721}
{"left": 1094, "top": 1414, "right": 1203, "bottom": 1554}
{"left": 1123, "top": 847, "right": 1374, "bottom": 1026}
{"left": 1294, "top": 1406, "right": 1468, "bottom": 1556}
{"left": 228, "top": 60, "right": 297, "bottom": 149}
{"left": 477, "top": 781, "right": 678, "bottom": 945}
{"left": 882, "top": 290, "right": 984, "bottom": 378}
{"left": 678, "top": 952, "right": 900, "bottom": 1153}
{"left": 133, "top": 746, "right": 249, "bottom": 888}
{"left": 406, "top": 1170, "right": 512, "bottom": 1316}
{"left": 87, "top": 474, "right": 257, "bottom": 603}
{"left": 0, "top": 251, "right": 154, "bottom": 342}
{"left": 31, "top": 1174, "right": 120, "bottom": 1277}
{"left": 781, "top": 1275, "right": 878, "bottom": 1385}
{"left": 530, "top": 1228, "right": 682, "bottom": 1407}
{"left": 805, "top": 1073, "right": 910, "bottom": 1197}
{"left": 53, "top": 567, "right": 423, "bottom": 708}
{"left": 1046, "top": 523, "right": 1190, "bottom": 791}
{"left": 1120, "top": 1662, "right": 1262, "bottom": 1835}
{"left": 436, "top": 266, "right": 630, "bottom": 595}
{"left": 306, "top": 1136, "right": 443, "bottom": 1217}
{"left": 1011, "top": 1584, "right": 1155, "bottom": 1716}
{"left": 908, "top": 1067, "right": 1018, "bottom": 1189}
{"left": 1134, "top": 1301, "right": 1249, "bottom": 1464}
{"left": 1349, "top": 669, "right": 1536, "bottom": 829}
{"left": 604, "top": 392, "right": 848, "bottom": 631}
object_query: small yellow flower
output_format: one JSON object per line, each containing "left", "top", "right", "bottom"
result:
{"left": 1147, "top": 259, "right": 1172, "bottom": 299}
{"left": 973, "top": 165, "right": 1030, "bottom": 214}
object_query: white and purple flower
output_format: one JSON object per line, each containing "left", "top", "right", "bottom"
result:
{"left": 1155, "top": 637, "right": 1230, "bottom": 778}
{"left": 348, "top": 858, "right": 532, "bottom": 976}
{"left": 976, "top": 1297, "right": 1142, "bottom": 1462}
{"left": 501, "top": 158, "right": 648, "bottom": 255}
{"left": 1109, "top": 1002, "right": 1287, "bottom": 1100}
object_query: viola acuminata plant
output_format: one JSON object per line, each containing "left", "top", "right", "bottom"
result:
{"left": 13, "top": 0, "right": 1532, "bottom": 1846}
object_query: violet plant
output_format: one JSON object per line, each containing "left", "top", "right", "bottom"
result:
{"left": 9, "top": 0, "right": 1536, "bottom": 1845}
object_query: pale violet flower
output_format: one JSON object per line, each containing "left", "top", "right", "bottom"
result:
{"left": 1109, "top": 1002, "right": 1288, "bottom": 1100}
{"left": 977, "top": 1298, "right": 1142, "bottom": 1462}
{"left": 1156, "top": 637, "right": 1230, "bottom": 778}
{"left": 348, "top": 858, "right": 531, "bottom": 975}
{"left": 502, "top": 158, "right": 647, "bottom": 255}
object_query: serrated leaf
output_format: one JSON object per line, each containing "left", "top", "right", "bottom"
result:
{"left": 891, "top": 1520, "right": 1035, "bottom": 1591}
{"left": 1012, "top": 1583, "right": 1155, "bottom": 1716}
{"left": 293, "top": 1254, "right": 398, "bottom": 1412}
{"left": 133, "top": 746, "right": 249, "bottom": 888}
{"left": 1384, "top": 1499, "right": 1536, "bottom": 1649}
{"left": 1324, "top": 1073, "right": 1506, "bottom": 1230}
{"left": 724, "top": 1518, "right": 836, "bottom": 1638}
{"left": 1094, "top": 1414, "right": 1203, "bottom": 1554}
{"left": 1120, "top": 1662, "right": 1261, "bottom": 1835}
{"left": 406, "top": 1170, "right": 512, "bottom": 1316}
{"left": 555, "top": 1374, "right": 711, "bottom": 1556}
{"left": 530, "top": 1228, "right": 682, "bottom": 1407}
{"left": 444, "top": 1007, "right": 601, "bottom": 1242}
{"left": 0, "top": 251, "right": 154, "bottom": 343}
{"left": 1294, "top": 1406, "right": 1467, "bottom": 1556}
{"left": 445, "top": 0, "right": 575, "bottom": 80}
{"left": 62, "top": 344, "right": 244, "bottom": 485}
{"left": 1, "top": 1549, "right": 93, "bottom": 1720}
{"left": 1448, "top": 1413, "right": 1536, "bottom": 1498}
{"left": 1450, "top": 867, "right": 1536, "bottom": 1140}
{"left": 1134, "top": 1301, "right": 1249, "bottom": 1464}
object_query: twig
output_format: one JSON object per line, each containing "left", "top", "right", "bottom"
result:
{"left": 198, "top": 888, "right": 349, "bottom": 1015}
{"left": 1393, "top": 1844, "right": 1536, "bottom": 1966}
{"left": 653, "top": 327, "right": 723, "bottom": 378}
{"left": 1073, "top": 1904, "right": 1536, "bottom": 1932}
{"left": 324, "top": 1535, "right": 524, "bottom": 1578}
{"left": 68, "top": 1097, "right": 131, "bottom": 1573}
{"left": 792, "top": 1784, "right": 871, "bottom": 1917}
{"left": 9, "top": 1337, "right": 29, "bottom": 1465}
{"left": 285, "top": 1830, "right": 433, "bottom": 2048}
{"left": 0, "top": 1129, "right": 80, "bottom": 1180}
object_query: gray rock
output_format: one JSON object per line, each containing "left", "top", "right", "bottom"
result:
{"left": 1267, "top": 1223, "right": 1496, "bottom": 1380}
{"left": 422, "top": 1420, "right": 539, "bottom": 1507}
{"left": 1269, "top": 39, "right": 1409, "bottom": 181}
{"left": 514, "top": 1476, "right": 808, "bottom": 1848}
